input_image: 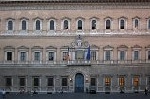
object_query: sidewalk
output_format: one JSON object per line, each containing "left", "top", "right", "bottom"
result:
{"left": 1, "top": 92, "right": 150, "bottom": 99}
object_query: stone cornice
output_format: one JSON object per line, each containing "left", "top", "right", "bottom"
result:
{"left": 0, "top": 0, "right": 150, "bottom": 3}
{"left": 0, "top": 3, "right": 150, "bottom": 11}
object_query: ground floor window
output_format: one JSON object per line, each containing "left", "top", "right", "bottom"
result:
{"left": 5, "top": 77, "right": 12, "bottom": 87}
{"left": 105, "top": 77, "right": 111, "bottom": 87}
{"left": 19, "top": 77, "right": 26, "bottom": 87}
{"left": 119, "top": 76, "right": 125, "bottom": 88}
{"left": 33, "top": 77, "right": 39, "bottom": 87}
{"left": 62, "top": 77, "right": 68, "bottom": 86}
{"left": 133, "top": 76, "right": 139, "bottom": 88}
{"left": 90, "top": 78, "right": 96, "bottom": 86}
{"left": 47, "top": 77, "right": 54, "bottom": 87}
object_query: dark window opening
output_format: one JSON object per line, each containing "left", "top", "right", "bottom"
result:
{"left": 92, "top": 20, "right": 96, "bottom": 30}
{"left": 8, "top": 21, "right": 13, "bottom": 30}
{"left": 47, "top": 77, "right": 54, "bottom": 86}
{"left": 22, "top": 20, "right": 27, "bottom": 30}
{"left": 7, "top": 52, "right": 12, "bottom": 61}
{"left": 106, "top": 20, "right": 111, "bottom": 29}
{"left": 62, "top": 78, "right": 68, "bottom": 86}
{"left": 6, "top": 77, "right": 12, "bottom": 87}
{"left": 20, "top": 78, "right": 25, "bottom": 87}
{"left": 78, "top": 20, "right": 82, "bottom": 30}
{"left": 90, "top": 78, "right": 96, "bottom": 86}
{"left": 33, "top": 77, "right": 39, "bottom": 87}
{"left": 50, "top": 20, "right": 54, "bottom": 30}
{"left": 64, "top": 20, "right": 68, "bottom": 30}
{"left": 120, "top": 20, "right": 125, "bottom": 29}
{"left": 36, "top": 20, "right": 40, "bottom": 30}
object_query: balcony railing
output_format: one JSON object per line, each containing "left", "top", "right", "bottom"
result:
{"left": 0, "top": 60, "right": 150, "bottom": 66}
{"left": 0, "top": 29, "right": 150, "bottom": 36}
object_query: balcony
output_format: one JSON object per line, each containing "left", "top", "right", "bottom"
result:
{"left": 0, "top": 60, "right": 150, "bottom": 67}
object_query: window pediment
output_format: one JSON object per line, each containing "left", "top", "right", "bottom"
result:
{"left": 46, "top": 17, "right": 57, "bottom": 20}
{"left": 75, "top": 17, "right": 85, "bottom": 21}
{"left": 119, "top": 16, "right": 128, "bottom": 20}
{"left": 104, "top": 17, "right": 113, "bottom": 20}
{"left": 117, "top": 45, "right": 128, "bottom": 50}
{"left": 90, "top": 44, "right": 99, "bottom": 50}
{"left": 17, "top": 46, "right": 29, "bottom": 50}
{"left": 6, "top": 18, "right": 15, "bottom": 21}
{"left": 89, "top": 17, "right": 99, "bottom": 20}
{"left": 132, "top": 45, "right": 142, "bottom": 49}
{"left": 103, "top": 45, "right": 114, "bottom": 50}
{"left": 31, "top": 46, "right": 43, "bottom": 50}
{"left": 33, "top": 17, "right": 43, "bottom": 20}
{"left": 61, "top": 17, "right": 71, "bottom": 21}
{"left": 60, "top": 46, "right": 69, "bottom": 49}
{"left": 4, "top": 46, "right": 15, "bottom": 49}
{"left": 145, "top": 45, "right": 150, "bottom": 50}
{"left": 46, "top": 46, "right": 57, "bottom": 49}
{"left": 20, "top": 17, "right": 29, "bottom": 20}
{"left": 132, "top": 16, "right": 141, "bottom": 20}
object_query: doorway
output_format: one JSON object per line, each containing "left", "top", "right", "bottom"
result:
{"left": 75, "top": 73, "right": 84, "bottom": 93}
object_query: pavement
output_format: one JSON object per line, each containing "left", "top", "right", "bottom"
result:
{"left": 0, "top": 92, "right": 150, "bottom": 99}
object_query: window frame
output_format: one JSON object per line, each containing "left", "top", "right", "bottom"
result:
{"left": 133, "top": 18, "right": 140, "bottom": 29}
{"left": 105, "top": 18, "right": 112, "bottom": 30}
{"left": 34, "top": 19, "right": 42, "bottom": 31}
{"left": 77, "top": 19, "right": 84, "bottom": 30}
{"left": 5, "top": 77, "right": 12, "bottom": 87}
{"left": 147, "top": 19, "right": 150, "bottom": 30}
{"left": 91, "top": 19, "right": 97, "bottom": 30}
{"left": 119, "top": 18, "right": 126, "bottom": 30}
{"left": 62, "top": 19, "right": 70, "bottom": 30}
{"left": 7, "top": 19, "right": 14, "bottom": 31}
{"left": 32, "top": 77, "right": 40, "bottom": 87}
{"left": 49, "top": 19, "right": 56, "bottom": 31}
{"left": 47, "top": 77, "right": 54, "bottom": 87}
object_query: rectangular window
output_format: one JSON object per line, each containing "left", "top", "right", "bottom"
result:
{"left": 120, "top": 51, "right": 125, "bottom": 60}
{"left": 34, "top": 52, "right": 40, "bottom": 61}
{"left": 48, "top": 52, "right": 54, "bottom": 61}
{"left": 62, "top": 77, "right": 68, "bottom": 86}
{"left": 63, "top": 52, "right": 69, "bottom": 60}
{"left": 119, "top": 76, "right": 125, "bottom": 87}
{"left": 75, "top": 50, "right": 84, "bottom": 60}
{"left": 33, "top": 77, "right": 39, "bottom": 87}
{"left": 19, "top": 77, "right": 25, "bottom": 87}
{"left": 105, "top": 51, "right": 111, "bottom": 61}
{"left": 148, "top": 77, "right": 150, "bottom": 87}
{"left": 47, "top": 77, "right": 54, "bottom": 87}
{"left": 7, "top": 52, "right": 12, "bottom": 61}
{"left": 91, "top": 51, "right": 96, "bottom": 60}
{"left": 90, "top": 78, "right": 96, "bottom": 86}
{"left": 133, "top": 76, "right": 139, "bottom": 88}
{"left": 134, "top": 51, "right": 139, "bottom": 60}
{"left": 148, "top": 51, "right": 150, "bottom": 60}
{"left": 105, "top": 77, "right": 111, "bottom": 86}
{"left": 5, "top": 77, "right": 12, "bottom": 87}
{"left": 20, "top": 52, "right": 26, "bottom": 61}
{"left": 92, "top": 20, "right": 96, "bottom": 30}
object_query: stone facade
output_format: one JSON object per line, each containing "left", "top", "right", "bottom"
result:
{"left": 0, "top": 0, "right": 150, "bottom": 93}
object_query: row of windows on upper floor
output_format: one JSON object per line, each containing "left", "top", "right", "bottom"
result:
{"left": 3, "top": 46, "right": 150, "bottom": 62}
{"left": 4, "top": 17, "right": 150, "bottom": 31}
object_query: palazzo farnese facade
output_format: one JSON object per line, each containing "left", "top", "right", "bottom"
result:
{"left": 0, "top": 0, "right": 150, "bottom": 93}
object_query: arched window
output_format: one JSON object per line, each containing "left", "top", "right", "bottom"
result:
{"left": 64, "top": 20, "right": 69, "bottom": 30}
{"left": 134, "top": 19, "right": 139, "bottom": 29}
{"left": 50, "top": 20, "right": 54, "bottom": 30}
{"left": 8, "top": 20, "right": 13, "bottom": 30}
{"left": 120, "top": 19, "right": 125, "bottom": 29}
{"left": 36, "top": 20, "right": 40, "bottom": 30}
{"left": 22, "top": 20, "right": 26, "bottom": 30}
{"left": 78, "top": 20, "right": 82, "bottom": 30}
{"left": 92, "top": 20, "right": 96, "bottom": 30}
{"left": 106, "top": 19, "right": 111, "bottom": 29}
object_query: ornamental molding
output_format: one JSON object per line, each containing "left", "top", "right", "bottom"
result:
{"left": 1, "top": 3, "right": 150, "bottom": 11}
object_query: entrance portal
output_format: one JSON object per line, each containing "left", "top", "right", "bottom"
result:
{"left": 75, "top": 73, "right": 84, "bottom": 93}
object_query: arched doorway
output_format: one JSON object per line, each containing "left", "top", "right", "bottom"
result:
{"left": 75, "top": 73, "right": 84, "bottom": 93}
